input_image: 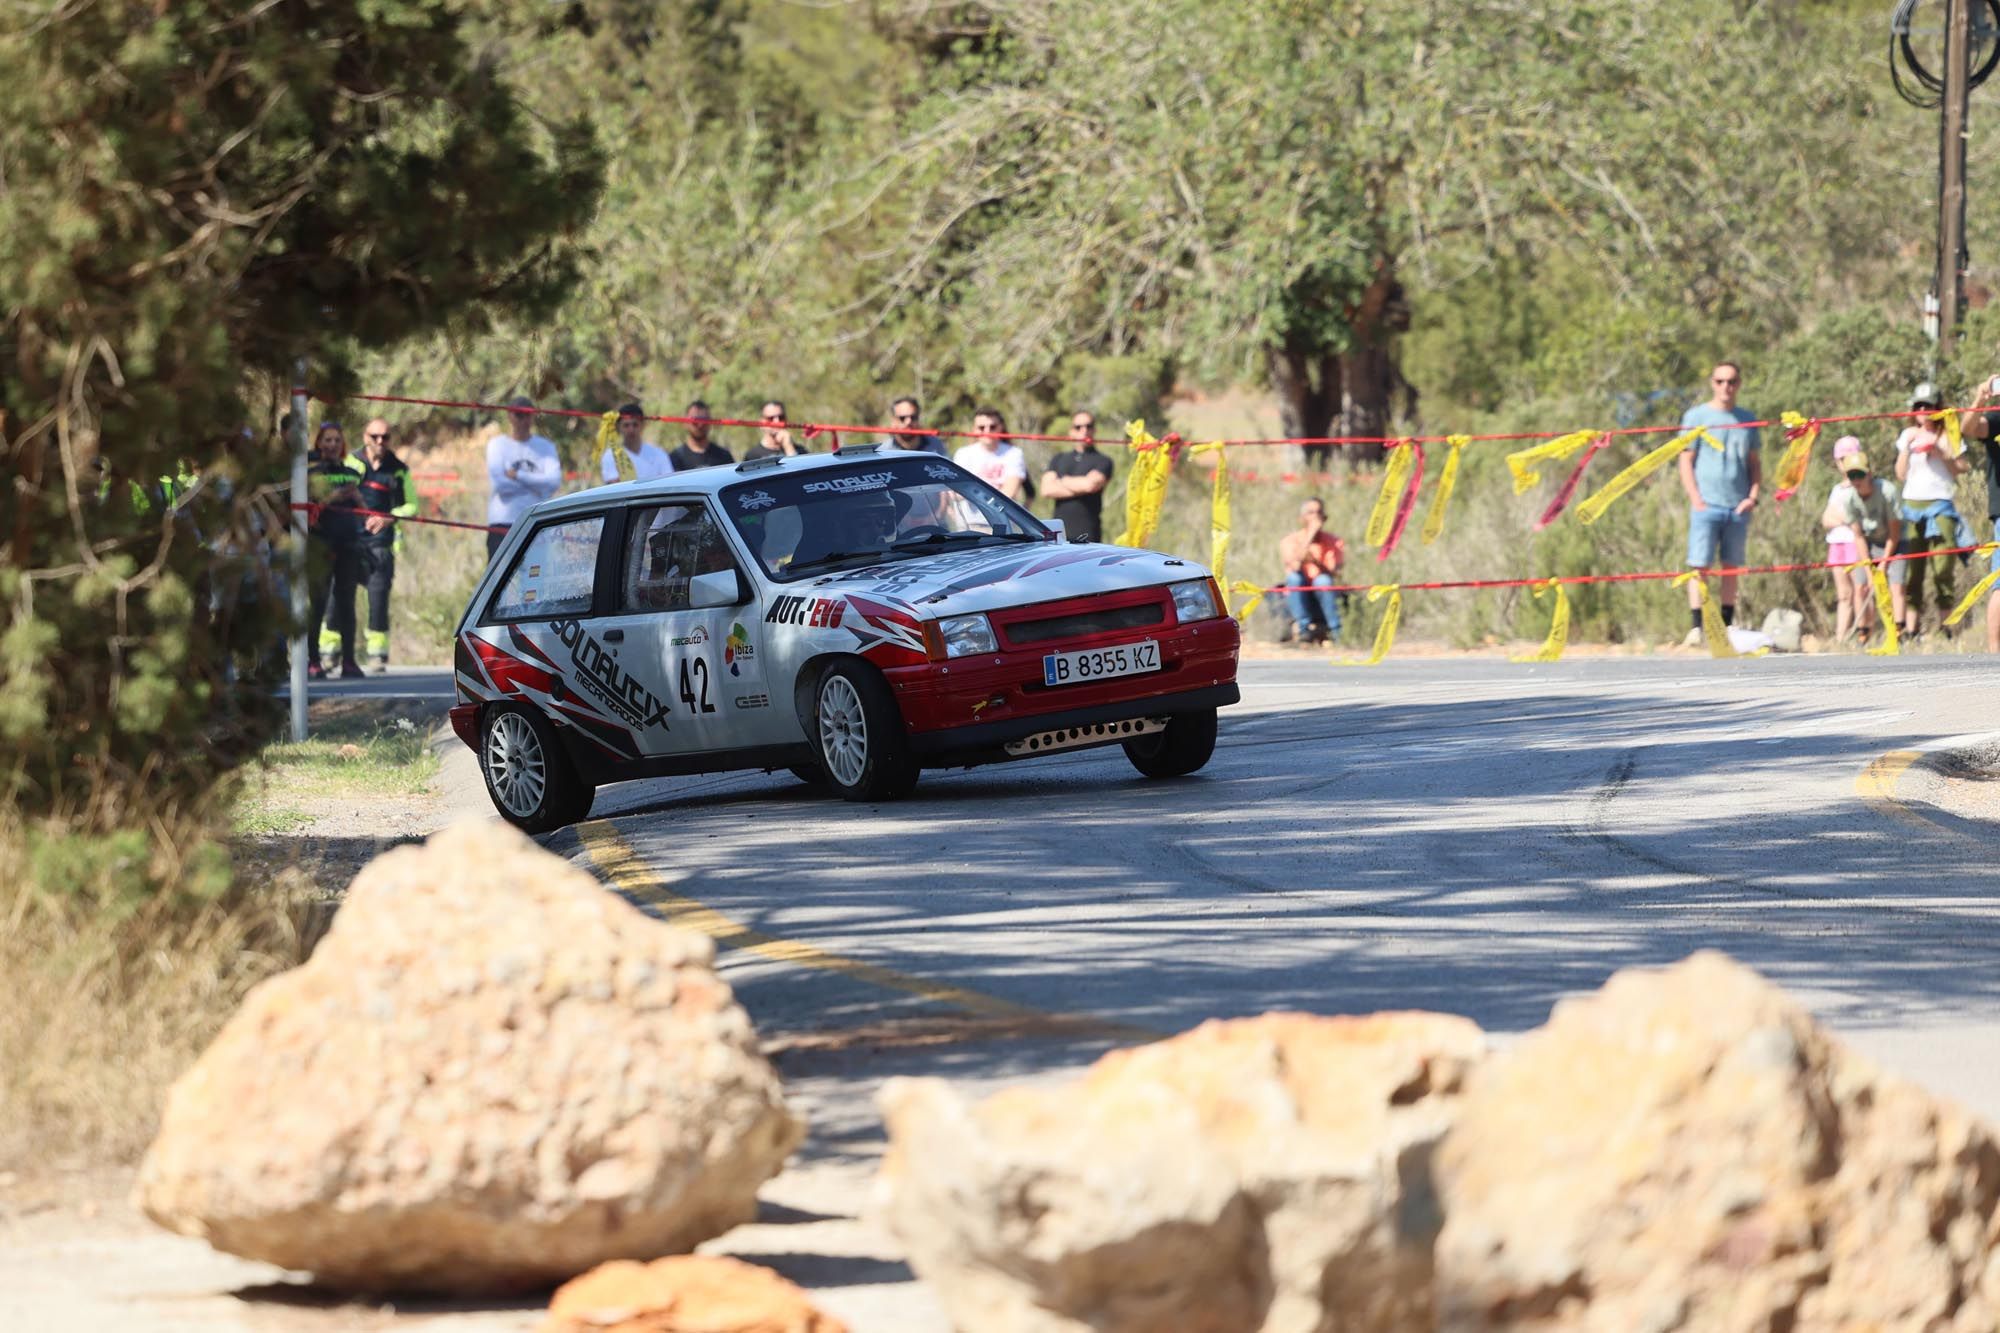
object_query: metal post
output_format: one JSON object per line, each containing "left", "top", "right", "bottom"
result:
{"left": 288, "top": 366, "right": 309, "bottom": 742}
{"left": 1938, "top": 0, "right": 1974, "bottom": 357}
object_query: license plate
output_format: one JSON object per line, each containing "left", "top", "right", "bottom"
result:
{"left": 1043, "top": 639, "right": 1162, "bottom": 687}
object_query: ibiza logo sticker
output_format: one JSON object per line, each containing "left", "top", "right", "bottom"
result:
{"left": 725, "top": 622, "right": 754, "bottom": 675}
{"left": 550, "top": 618, "right": 671, "bottom": 730}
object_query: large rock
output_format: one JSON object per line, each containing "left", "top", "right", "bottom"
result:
{"left": 136, "top": 821, "right": 803, "bottom": 1293}
{"left": 1434, "top": 951, "right": 2000, "bottom": 1331}
{"left": 875, "top": 1011, "right": 1486, "bottom": 1333}
{"left": 541, "top": 1255, "right": 847, "bottom": 1333}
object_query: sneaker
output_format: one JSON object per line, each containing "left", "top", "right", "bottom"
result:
{"left": 1682, "top": 627, "right": 1704, "bottom": 647}
{"left": 339, "top": 659, "right": 366, "bottom": 680}
{"left": 306, "top": 661, "right": 325, "bottom": 681}
{"left": 1292, "top": 621, "right": 1314, "bottom": 645}
{"left": 369, "top": 653, "right": 390, "bottom": 673}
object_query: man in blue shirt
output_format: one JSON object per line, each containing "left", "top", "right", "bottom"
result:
{"left": 1675, "top": 360, "right": 1763, "bottom": 643}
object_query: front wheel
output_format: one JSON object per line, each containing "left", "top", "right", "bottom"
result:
{"left": 812, "top": 661, "right": 919, "bottom": 802}
{"left": 480, "top": 704, "right": 594, "bottom": 833}
{"left": 1123, "top": 708, "right": 1218, "bottom": 779}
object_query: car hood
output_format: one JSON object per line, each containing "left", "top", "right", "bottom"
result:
{"left": 802, "top": 542, "right": 1207, "bottom": 618}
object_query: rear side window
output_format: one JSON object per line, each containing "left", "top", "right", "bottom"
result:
{"left": 621, "top": 503, "right": 736, "bottom": 612}
{"left": 489, "top": 515, "right": 604, "bottom": 619}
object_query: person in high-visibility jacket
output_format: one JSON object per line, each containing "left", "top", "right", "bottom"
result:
{"left": 354, "top": 418, "right": 418, "bottom": 671}
{"left": 307, "top": 421, "right": 367, "bottom": 679}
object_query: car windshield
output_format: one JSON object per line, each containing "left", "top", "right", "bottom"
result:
{"left": 720, "top": 454, "right": 1049, "bottom": 581}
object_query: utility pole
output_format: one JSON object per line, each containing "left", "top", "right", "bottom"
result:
{"left": 288, "top": 364, "right": 309, "bottom": 742}
{"left": 1938, "top": 0, "right": 1974, "bottom": 357}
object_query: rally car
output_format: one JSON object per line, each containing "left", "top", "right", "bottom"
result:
{"left": 450, "top": 445, "right": 1241, "bottom": 831}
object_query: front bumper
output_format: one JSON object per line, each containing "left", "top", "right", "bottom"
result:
{"left": 904, "top": 681, "right": 1240, "bottom": 762}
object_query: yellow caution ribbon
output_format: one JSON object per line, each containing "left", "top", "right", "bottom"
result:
{"left": 1115, "top": 420, "right": 1173, "bottom": 548}
{"left": 1420, "top": 435, "right": 1471, "bottom": 546}
{"left": 1943, "top": 542, "right": 2000, "bottom": 628}
{"left": 1191, "top": 442, "right": 1230, "bottom": 610}
{"left": 1577, "top": 427, "right": 1719, "bottom": 527}
{"left": 1231, "top": 579, "right": 1268, "bottom": 625}
{"left": 1860, "top": 559, "right": 1902, "bottom": 654}
{"left": 1670, "top": 570, "right": 1768, "bottom": 659}
{"left": 1770, "top": 411, "right": 1819, "bottom": 501}
{"left": 1505, "top": 428, "right": 1600, "bottom": 495}
{"left": 596, "top": 410, "right": 636, "bottom": 484}
{"left": 1364, "top": 441, "right": 1415, "bottom": 547}
{"left": 1510, "top": 579, "right": 1571, "bottom": 663}
{"left": 1336, "top": 584, "right": 1401, "bottom": 667}
{"left": 1932, "top": 408, "right": 1965, "bottom": 458}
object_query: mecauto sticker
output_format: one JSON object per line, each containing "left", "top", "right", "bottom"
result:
{"left": 670, "top": 625, "right": 709, "bottom": 647}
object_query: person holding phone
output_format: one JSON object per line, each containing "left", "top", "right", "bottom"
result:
{"left": 1892, "top": 382, "right": 1971, "bottom": 639}
{"left": 1961, "top": 375, "right": 2000, "bottom": 651}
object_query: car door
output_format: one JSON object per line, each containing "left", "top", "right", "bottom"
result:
{"left": 602, "top": 499, "right": 774, "bottom": 757}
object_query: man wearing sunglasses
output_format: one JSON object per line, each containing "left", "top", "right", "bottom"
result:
{"left": 747, "top": 400, "right": 810, "bottom": 460}
{"left": 876, "top": 396, "right": 947, "bottom": 455}
{"left": 1040, "top": 410, "right": 1114, "bottom": 543}
{"left": 1675, "top": 360, "right": 1763, "bottom": 645}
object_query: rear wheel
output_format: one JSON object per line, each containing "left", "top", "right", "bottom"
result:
{"left": 1123, "top": 708, "right": 1218, "bottom": 779}
{"left": 480, "top": 704, "right": 594, "bottom": 833}
{"left": 813, "top": 661, "right": 919, "bottom": 802}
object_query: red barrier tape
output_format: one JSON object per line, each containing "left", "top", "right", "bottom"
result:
{"left": 321, "top": 390, "right": 1975, "bottom": 452}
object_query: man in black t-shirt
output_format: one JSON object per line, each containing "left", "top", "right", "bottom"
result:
{"left": 1965, "top": 378, "right": 2000, "bottom": 651}
{"left": 668, "top": 400, "right": 735, "bottom": 471}
{"left": 1040, "top": 409, "right": 1115, "bottom": 543}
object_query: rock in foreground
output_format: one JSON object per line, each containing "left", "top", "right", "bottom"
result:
{"left": 1435, "top": 950, "right": 2000, "bottom": 1331}
{"left": 542, "top": 1255, "right": 847, "bottom": 1333}
{"left": 136, "top": 821, "right": 803, "bottom": 1293}
{"left": 876, "top": 1011, "right": 1486, "bottom": 1333}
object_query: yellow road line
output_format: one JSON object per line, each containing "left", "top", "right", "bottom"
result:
{"left": 576, "top": 819, "right": 1151, "bottom": 1037}
{"left": 1855, "top": 749, "right": 1931, "bottom": 828}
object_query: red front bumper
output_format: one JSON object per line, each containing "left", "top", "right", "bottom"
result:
{"left": 885, "top": 613, "right": 1240, "bottom": 737}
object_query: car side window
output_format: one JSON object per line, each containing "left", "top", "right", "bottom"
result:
{"left": 621, "top": 503, "right": 736, "bottom": 612}
{"left": 488, "top": 515, "right": 604, "bottom": 620}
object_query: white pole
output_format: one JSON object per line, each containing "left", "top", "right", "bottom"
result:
{"left": 288, "top": 365, "right": 309, "bottom": 742}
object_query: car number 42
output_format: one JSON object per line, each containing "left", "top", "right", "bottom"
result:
{"left": 678, "top": 659, "right": 717, "bottom": 713}
{"left": 1043, "top": 639, "right": 1162, "bottom": 686}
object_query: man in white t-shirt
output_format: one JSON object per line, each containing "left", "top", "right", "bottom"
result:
{"left": 487, "top": 396, "right": 563, "bottom": 560}
{"left": 601, "top": 401, "right": 676, "bottom": 484}
{"left": 952, "top": 407, "right": 1028, "bottom": 500}
{"left": 1892, "top": 382, "right": 1972, "bottom": 637}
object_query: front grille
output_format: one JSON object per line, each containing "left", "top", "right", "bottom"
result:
{"left": 1006, "top": 602, "right": 1164, "bottom": 646}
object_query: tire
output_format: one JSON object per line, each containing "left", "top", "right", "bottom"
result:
{"left": 812, "top": 660, "right": 919, "bottom": 802}
{"left": 480, "top": 703, "right": 594, "bottom": 833}
{"left": 1123, "top": 708, "right": 1218, "bottom": 779}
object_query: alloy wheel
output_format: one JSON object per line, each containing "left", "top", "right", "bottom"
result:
{"left": 486, "top": 711, "right": 547, "bottom": 817}
{"left": 818, "top": 675, "right": 869, "bottom": 787}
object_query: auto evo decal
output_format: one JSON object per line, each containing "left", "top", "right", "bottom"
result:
{"left": 550, "top": 618, "right": 673, "bottom": 731}
{"left": 766, "top": 594, "right": 846, "bottom": 627}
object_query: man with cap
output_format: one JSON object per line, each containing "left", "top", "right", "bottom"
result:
{"left": 667, "top": 400, "right": 733, "bottom": 471}
{"left": 1892, "top": 381, "right": 1971, "bottom": 639}
{"left": 601, "top": 402, "right": 676, "bottom": 483}
{"left": 1675, "top": 359, "right": 1762, "bottom": 645}
{"left": 1821, "top": 439, "right": 1900, "bottom": 646}
{"left": 1959, "top": 375, "right": 2000, "bottom": 652}
{"left": 486, "top": 396, "right": 563, "bottom": 561}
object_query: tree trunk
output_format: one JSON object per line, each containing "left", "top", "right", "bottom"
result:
{"left": 1266, "top": 344, "right": 1340, "bottom": 475}
{"left": 1339, "top": 268, "right": 1413, "bottom": 468}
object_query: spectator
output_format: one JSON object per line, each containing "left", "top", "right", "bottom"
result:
{"left": 307, "top": 420, "right": 366, "bottom": 679}
{"left": 601, "top": 401, "right": 676, "bottom": 481}
{"left": 1675, "top": 360, "right": 1762, "bottom": 646}
{"left": 1040, "top": 409, "right": 1115, "bottom": 543}
{"left": 747, "top": 400, "right": 811, "bottom": 459}
{"left": 486, "top": 396, "right": 562, "bottom": 562}
{"left": 354, "top": 418, "right": 417, "bottom": 672}
{"left": 1279, "top": 498, "right": 1344, "bottom": 644}
{"left": 878, "top": 396, "right": 947, "bottom": 454}
{"left": 665, "top": 400, "right": 731, "bottom": 472}
{"left": 1892, "top": 381, "right": 1972, "bottom": 639}
{"left": 1821, "top": 442, "right": 1900, "bottom": 647}
{"left": 1962, "top": 375, "right": 2000, "bottom": 652}
{"left": 953, "top": 407, "right": 1028, "bottom": 500}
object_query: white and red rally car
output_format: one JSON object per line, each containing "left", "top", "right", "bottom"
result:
{"left": 450, "top": 446, "right": 1241, "bottom": 831}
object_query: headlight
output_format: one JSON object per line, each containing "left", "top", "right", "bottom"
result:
{"left": 937, "top": 613, "right": 997, "bottom": 658}
{"left": 1168, "top": 578, "right": 1220, "bottom": 624}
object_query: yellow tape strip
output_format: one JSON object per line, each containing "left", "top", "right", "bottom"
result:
{"left": 1771, "top": 410, "right": 1819, "bottom": 497}
{"left": 1577, "top": 427, "right": 1717, "bottom": 526}
{"left": 1510, "top": 578, "right": 1570, "bottom": 663}
{"left": 1191, "top": 442, "right": 1230, "bottom": 611}
{"left": 1670, "top": 569, "right": 1767, "bottom": 659}
{"left": 1115, "top": 420, "right": 1172, "bottom": 548}
{"left": 1861, "top": 560, "right": 1902, "bottom": 654}
{"left": 1231, "top": 579, "right": 1267, "bottom": 625}
{"left": 1944, "top": 543, "right": 2000, "bottom": 627}
{"left": 1420, "top": 434, "right": 1470, "bottom": 545}
{"left": 597, "top": 410, "right": 635, "bottom": 484}
{"left": 1336, "top": 584, "right": 1400, "bottom": 666}
{"left": 1364, "top": 442, "right": 1414, "bottom": 548}
{"left": 1505, "top": 428, "right": 1600, "bottom": 495}
{"left": 1932, "top": 408, "right": 1965, "bottom": 458}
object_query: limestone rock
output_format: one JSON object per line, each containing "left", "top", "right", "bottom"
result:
{"left": 876, "top": 1011, "right": 1486, "bottom": 1333}
{"left": 1434, "top": 951, "right": 2000, "bottom": 1331}
{"left": 1761, "top": 607, "right": 1805, "bottom": 653}
{"left": 135, "top": 820, "right": 803, "bottom": 1293}
{"left": 541, "top": 1255, "right": 847, "bottom": 1333}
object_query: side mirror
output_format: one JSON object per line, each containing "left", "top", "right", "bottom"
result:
{"left": 690, "top": 568, "right": 747, "bottom": 609}
{"left": 1043, "top": 517, "right": 1067, "bottom": 543}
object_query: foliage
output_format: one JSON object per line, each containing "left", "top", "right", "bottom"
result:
{"left": 0, "top": 1, "right": 601, "bottom": 840}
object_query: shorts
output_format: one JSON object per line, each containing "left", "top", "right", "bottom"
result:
{"left": 1687, "top": 507, "right": 1750, "bottom": 569}
{"left": 1826, "top": 540, "right": 1861, "bottom": 566}
{"left": 1868, "top": 545, "right": 1908, "bottom": 586}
